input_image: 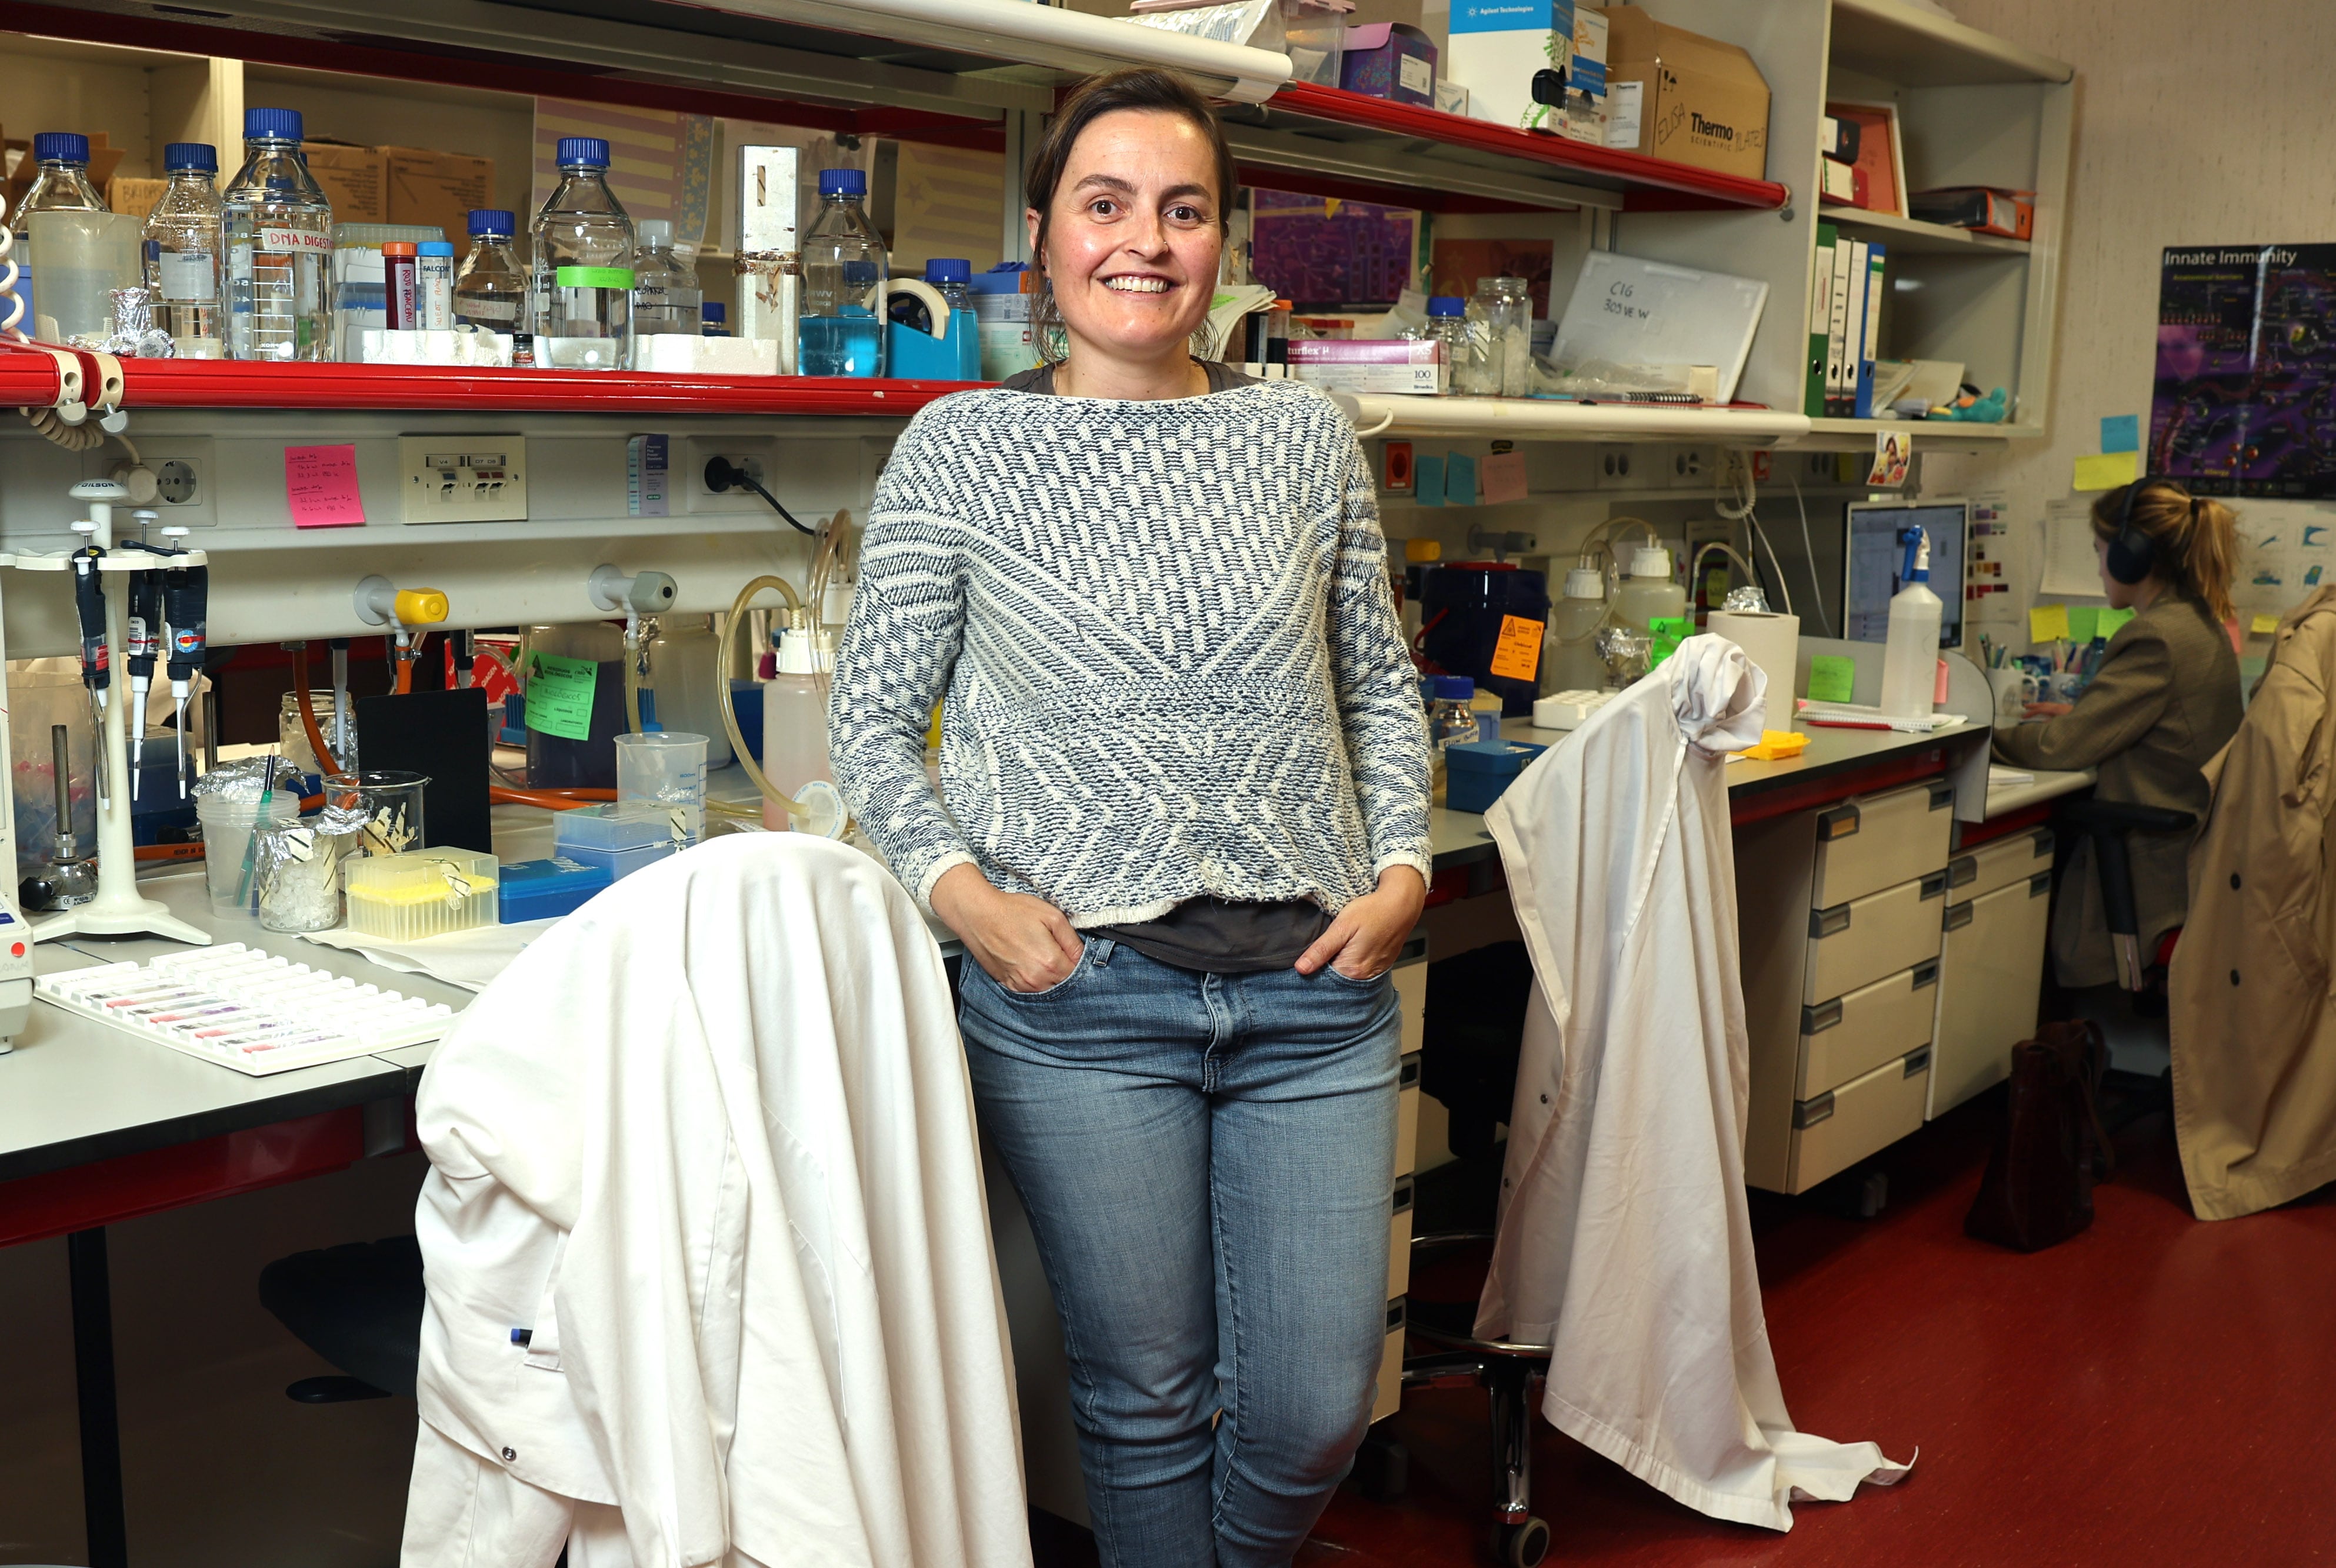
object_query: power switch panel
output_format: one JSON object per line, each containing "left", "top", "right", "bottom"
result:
{"left": 398, "top": 436, "right": 530, "bottom": 523}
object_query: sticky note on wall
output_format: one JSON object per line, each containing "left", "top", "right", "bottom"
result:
{"left": 1446, "top": 453, "right": 1479, "bottom": 507}
{"left": 1480, "top": 449, "right": 1528, "bottom": 505}
{"left": 2066, "top": 605, "right": 2100, "bottom": 640}
{"left": 1414, "top": 454, "right": 1445, "bottom": 506}
{"left": 2100, "top": 413, "right": 2140, "bottom": 453}
{"left": 2073, "top": 451, "right": 2138, "bottom": 492}
{"left": 1807, "top": 655, "right": 1856, "bottom": 703}
{"left": 2030, "top": 603, "right": 2072, "bottom": 641}
{"left": 285, "top": 444, "right": 366, "bottom": 528}
{"left": 2099, "top": 607, "right": 2135, "bottom": 637}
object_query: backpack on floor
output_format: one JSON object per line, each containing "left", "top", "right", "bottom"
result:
{"left": 1964, "top": 1019, "right": 2115, "bottom": 1252}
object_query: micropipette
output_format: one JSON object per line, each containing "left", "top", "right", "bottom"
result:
{"left": 164, "top": 554, "right": 209, "bottom": 798}
{"left": 69, "top": 525, "right": 110, "bottom": 809}
{"left": 329, "top": 637, "right": 351, "bottom": 759}
{"left": 126, "top": 553, "right": 163, "bottom": 799}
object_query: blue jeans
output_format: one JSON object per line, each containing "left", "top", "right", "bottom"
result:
{"left": 961, "top": 938, "right": 1399, "bottom": 1568}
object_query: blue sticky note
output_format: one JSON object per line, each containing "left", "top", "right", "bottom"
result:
{"left": 2101, "top": 414, "right": 2140, "bottom": 453}
{"left": 1447, "top": 452, "right": 1479, "bottom": 507}
{"left": 1414, "top": 454, "right": 1445, "bottom": 506}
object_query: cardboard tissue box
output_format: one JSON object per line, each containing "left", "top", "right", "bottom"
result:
{"left": 1341, "top": 22, "right": 1437, "bottom": 105}
{"left": 362, "top": 328, "right": 514, "bottom": 366}
{"left": 634, "top": 334, "right": 782, "bottom": 375}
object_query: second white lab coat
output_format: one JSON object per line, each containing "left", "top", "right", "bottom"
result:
{"left": 1474, "top": 636, "right": 1910, "bottom": 1530}
{"left": 406, "top": 833, "right": 1031, "bottom": 1568}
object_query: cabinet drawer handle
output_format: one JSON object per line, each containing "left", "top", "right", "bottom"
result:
{"left": 1818, "top": 802, "right": 1861, "bottom": 840}
{"left": 1904, "top": 1047, "right": 1932, "bottom": 1077}
{"left": 1792, "top": 1092, "right": 1836, "bottom": 1129}
{"left": 1398, "top": 1053, "right": 1422, "bottom": 1089}
{"left": 1398, "top": 930, "right": 1431, "bottom": 965}
{"left": 1943, "top": 900, "right": 1975, "bottom": 931}
{"left": 1811, "top": 904, "right": 1852, "bottom": 938}
{"left": 1392, "top": 1177, "right": 1415, "bottom": 1215}
{"left": 1948, "top": 856, "right": 1978, "bottom": 888}
{"left": 1912, "top": 959, "right": 1940, "bottom": 989}
{"left": 1921, "top": 869, "right": 1950, "bottom": 899}
{"left": 1928, "top": 780, "right": 1955, "bottom": 811}
{"left": 1802, "top": 999, "right": 1844, "bottom": 1035}
{"left": 2032, "top": 827, "right": 2055, "bottom": 858}
{"left": 2030, "top": 870, "right": 2053, "bottom": 897}
{"left": 1387, "top": 1299, "right": 1407, "bottom": 1330}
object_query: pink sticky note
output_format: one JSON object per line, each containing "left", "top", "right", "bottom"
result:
{"left": 285, "top": 444, "right": 366, "bottom": 528}
{"left": 1480, "top": 448, "right": 1529, "bottom": 505}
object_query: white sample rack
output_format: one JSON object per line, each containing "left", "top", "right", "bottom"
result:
{"left": 37, "top": 943, "right": 458, "bottom": 1076}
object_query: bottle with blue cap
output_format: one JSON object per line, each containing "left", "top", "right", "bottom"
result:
{"left": 223, "top": 108, "right": 334, "bottom": 361}
{"left": 453, "top": 208, "right": 526, "bottom": 333}
{"left": 631, "top": 218, "right": 701, "bottom": 336}
{"left": 700, "top": 300, "right": 728, "bottom": 338}
{"left": 14, "top": 132, "right": 109, "bottom": 334}
{"left": 798, "top": 167, "right": 886, "bottom": 377}
{"left": 1409, "top": 294, "right": 1467, "bottom": 393}
{"left": 532, "top": 136, "right": 635, "bottom": 369}
{"left": 143, "top": 144, "right": 225, "bottom": 356}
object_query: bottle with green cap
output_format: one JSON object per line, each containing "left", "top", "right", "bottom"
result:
{"left": 532, "top": 136, "right": 635, "bottom": 369}
{"left": 144, "top": 144, "right": 224, "bottom": 356}
{"left": 223, "top": 108, "right": 334, "bottom": 361}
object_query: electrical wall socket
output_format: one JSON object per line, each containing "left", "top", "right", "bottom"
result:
{"left": 99, "top": 440, "right": 215, "bottom": 528}
{"left": 398, "top": 436, "right": 530, "bottom": 524}
{"left": 686, "top": 436, "right": 777, "bottom": 512}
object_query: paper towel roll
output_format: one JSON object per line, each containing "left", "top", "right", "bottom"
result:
{"left": 1707, "top": 610, "right": 1801, "bottom": 720}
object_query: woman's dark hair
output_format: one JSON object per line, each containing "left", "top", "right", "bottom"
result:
{"left": 1023, "top": 68, "right": 1238, "bottom": 363}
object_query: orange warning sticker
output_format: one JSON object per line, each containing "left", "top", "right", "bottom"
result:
{"left": 1488, "top": 615, "right": 1544, "bottom": 682}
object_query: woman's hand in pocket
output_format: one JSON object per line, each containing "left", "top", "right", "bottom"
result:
{"left": 932, "top": 863, "right": 1084, "bottom": 992}
{"left": 1295, "top": 866, "right": 1427, "bottom": 982}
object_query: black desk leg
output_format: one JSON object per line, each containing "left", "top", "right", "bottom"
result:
{"left": 68, "top": 1227, "right": 129, "bottom": 1568}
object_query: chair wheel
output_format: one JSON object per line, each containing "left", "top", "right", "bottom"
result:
{"left": 1498, "top": 1516, "right": 1551, "bottom": 1567}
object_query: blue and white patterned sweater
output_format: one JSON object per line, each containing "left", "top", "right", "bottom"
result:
{"left": 827, "top": 379, "right": 1432, "bottom": 926}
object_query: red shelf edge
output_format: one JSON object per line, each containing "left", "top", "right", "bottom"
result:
{"left": 1266, "top": 81, "right": 1791, "bottom": 212}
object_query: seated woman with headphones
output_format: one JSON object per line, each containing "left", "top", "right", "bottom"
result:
{"left": 1995, "top": 478, "right": 2245, "bottom": 987}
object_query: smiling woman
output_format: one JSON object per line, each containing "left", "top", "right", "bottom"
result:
{"left": 826, "top": 65, "right": 1434, "bottom": 1568}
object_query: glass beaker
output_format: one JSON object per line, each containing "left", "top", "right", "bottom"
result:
{"left": 325, "top": 770, "right": 430, "bottom": 855}
{"left": 1468, "top": 275, "right": 1532, "bottom": 398}
{"left": 614, "top": 730, "right": 707, "bottom": 846}
{"left": 195, "top": 788, "right": 301, "bottom": 916}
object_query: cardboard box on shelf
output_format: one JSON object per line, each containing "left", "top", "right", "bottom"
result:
{"left": 1342, "top": 22, "right": 1438, "bottom": 106}
{"left": 1594, "top": 6, "right": 1770, "bottom": 181}
{"left": 1445, "top": 0, "right": 1574, "bottom": 134}
{"left": 302, "top": 141, "right": 389, "bottom": 223}
{"left": 1559, "top": 5, "right": 1608, "bottom": 144}
{"left": 106, "top": 175, "right": 169, "bottom": 222}
{"left": 384, "top": 146, "right": 493, "bottom": 253}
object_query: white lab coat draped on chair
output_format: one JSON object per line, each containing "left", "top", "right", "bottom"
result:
{"left": 1473, "top": 636, "right": 1910, "bottom": 1530}
{"left": 404, "top": 834, "right": 1032, "bottom": 1568}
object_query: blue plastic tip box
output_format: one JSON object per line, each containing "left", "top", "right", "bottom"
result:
{"left": 498, "top": 856, "right": 614, "bottom": 923}
{"left": 1444, "top": 739, "right": 1548, "bottom": 815}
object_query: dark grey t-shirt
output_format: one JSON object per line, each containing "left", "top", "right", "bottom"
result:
{"left": 1005, "top": 357, "right": 1332, "bottom": 973}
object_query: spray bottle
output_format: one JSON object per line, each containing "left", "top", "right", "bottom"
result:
{"left": 1879, "top": 526, "right": 1943, "bottom": 718}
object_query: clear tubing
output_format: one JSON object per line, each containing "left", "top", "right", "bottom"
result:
{"left": 717, "top": 574, "right": 838, "bottom": 826}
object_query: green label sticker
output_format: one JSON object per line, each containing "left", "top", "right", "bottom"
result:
{"left": 1648, "top": 616, "right": 1694, "bottom": 669}
{"left": 525, "top": 651, "right": 598, "bottom": 742}
{"left": 1808, "top": 654, "right": 1856, "bottom": 705}
{"left": 555, "top": 266, "right": 635, "bottom": 289}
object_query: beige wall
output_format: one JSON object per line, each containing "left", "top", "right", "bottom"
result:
{"left": 1932, "top": 0, "right": 2336, "bottom": 641}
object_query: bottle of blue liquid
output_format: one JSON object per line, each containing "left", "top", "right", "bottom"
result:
{"left": 799, "top": 168, "right": 886, "bottom": 378}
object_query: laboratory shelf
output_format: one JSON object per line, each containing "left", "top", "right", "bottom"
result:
{"left": 1829, "top": 0, "right": 2073, "bottom": 87}
{"left": 1822, "top": 208, "right": 2031, "bottom": 257}
{"left": 1229, "top": 82, "right": 1794, "bottom": 215}
{"left": 1349, "top": 393, "right": 1811, "bottom": 446}
{"left": 4, "top": 353, "right": 984, "bottom": 418}
{"left": 1798, "top": 416, "right": 2043, "bottom": 451}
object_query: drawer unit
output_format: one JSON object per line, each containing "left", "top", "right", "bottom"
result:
{"left": 1810, "top": 779, "right": 1955, "bottom": 908}
{"left": 1947, "top": 827, "right": 2055, "bottom": 903}
{"left": 1796, "top": 958, "right": 1938, "bottom": 1099}
{"left": 1931, "top": 872, "right": 2053, "bottom": 1117}
{"left": 1388, "top": 1175, "right": 1415, "bottom": 1299}
{"left": 1372, "top": 1297, "right": 1407, "bottom": 1423}
{"left": 1393, "top": 930, "right": 1428, "bottom": 1059}
{"left": 1395, "top": 1050, "right": 1422, "bottom": 1179}
{"left": 1787, "top": 1046, "right": 1932, "bottom": 1192}
{"left": 1804, "top": 869, "right": 1950, "bottom": 1006}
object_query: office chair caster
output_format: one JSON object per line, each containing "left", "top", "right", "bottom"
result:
{"left": 1494, "top": 1514, "right": 1551, "bottom": 1567}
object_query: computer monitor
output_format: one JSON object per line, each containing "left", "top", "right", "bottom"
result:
{"left": 1842, "top": 500, "right": 1971, "bottom": 649}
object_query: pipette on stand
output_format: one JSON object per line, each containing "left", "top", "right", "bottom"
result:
{"left": 125, "top": 548, "right": 164, "bottom": 800}
{"left": 164, "top": 553, "right": 209, "bottom": 798}
{"left": 329, "top": 638, "right": 351, "bottom": 760}
{"left": 69, "top": 523, "right": 110, "bottom": 810}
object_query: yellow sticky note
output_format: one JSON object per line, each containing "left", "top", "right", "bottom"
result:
{"left": 2073, "top": 451, "right": 2138, "bottom": 492}
{"left": 2030, "top": 603, "right": 2072, "bottom": 642}
{"left": 1488, "top": 614, "right": 1544, "bottom": 682}
{"left": 2251, "top": 612, "right": 2281, "bottom": 635}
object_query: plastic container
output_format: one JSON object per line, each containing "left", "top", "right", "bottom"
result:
{"left": 144, "top": 143, "right": 225, "bottom": 357}
{"left": 1461, "top": 275, "right": 1532, "bottom": 398}
{"left": 417, "top": 239, "right": 455, "bottom": 329}
{"left": 196, "top": 788, "right": 301, "bottom": 916}
{"left": 254, "top": 810, "right": 365, "bottom": 933}
{"left": 631, "top": 218, "right": 701, "bottom": 335}
{"left": 1612, "top": 547, "right": 1689, "bottom": 636}
{"left": 614, "top": 730, "right": 708, "bottom": 846}
{"left": 1444, "top": 739, "right": 1548, "bottom": 815}
{"left": 553, "top": 804, "right": 677, "bottom": 882}
{"left": 1880, "top": 529, "right": 1944, "bottom": 718}
{"left": 798, "top": 168, "right": 886, "bottom": 377}
{"left": 533, "top": 136, "right": 635, "bottom": 369}
{"left": 344, "top": 848, "right": 500, "bottom": 941}
{"left": 557, "top": 840, "right": 674, "bottom": 881}
{"left": 14, "top": 131, "right": 108, "bottom": 335}
{"left": 454, "top": 208, "right": 527, "bottom": 332}
{"left": 761, "top": 626, "right": 834, "bottom": 830}
{"left": 969, "top": 272, "right": 1039, "bottom": 380}
{"left": 1541, "top": 568, "right": 1612, "bottom": 695}
{"left": 324, "top": 769, "right": 429, "bottom": 855}
{"left": 224, "top": 108, "right": 335, "bottom": 361}
{"left": 498, "top": 856, "right": 612, "bottom": 923}
{"left": 1410, "top": 294, "right": 1464, "bottom": 394}
{"left": 1281, "top": 0, "right": 1351, "bottom": 86}
{"left": 645, "top": 616, "right": 733, "bottom": 768}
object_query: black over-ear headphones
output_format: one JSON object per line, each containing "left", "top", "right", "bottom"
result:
{"left": 2104, "top": 475, "right": 2192, "bottom": 586}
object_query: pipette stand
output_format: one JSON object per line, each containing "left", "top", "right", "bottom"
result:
{"left": 23, "top": 482, "right": 209, "bottom": 948}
